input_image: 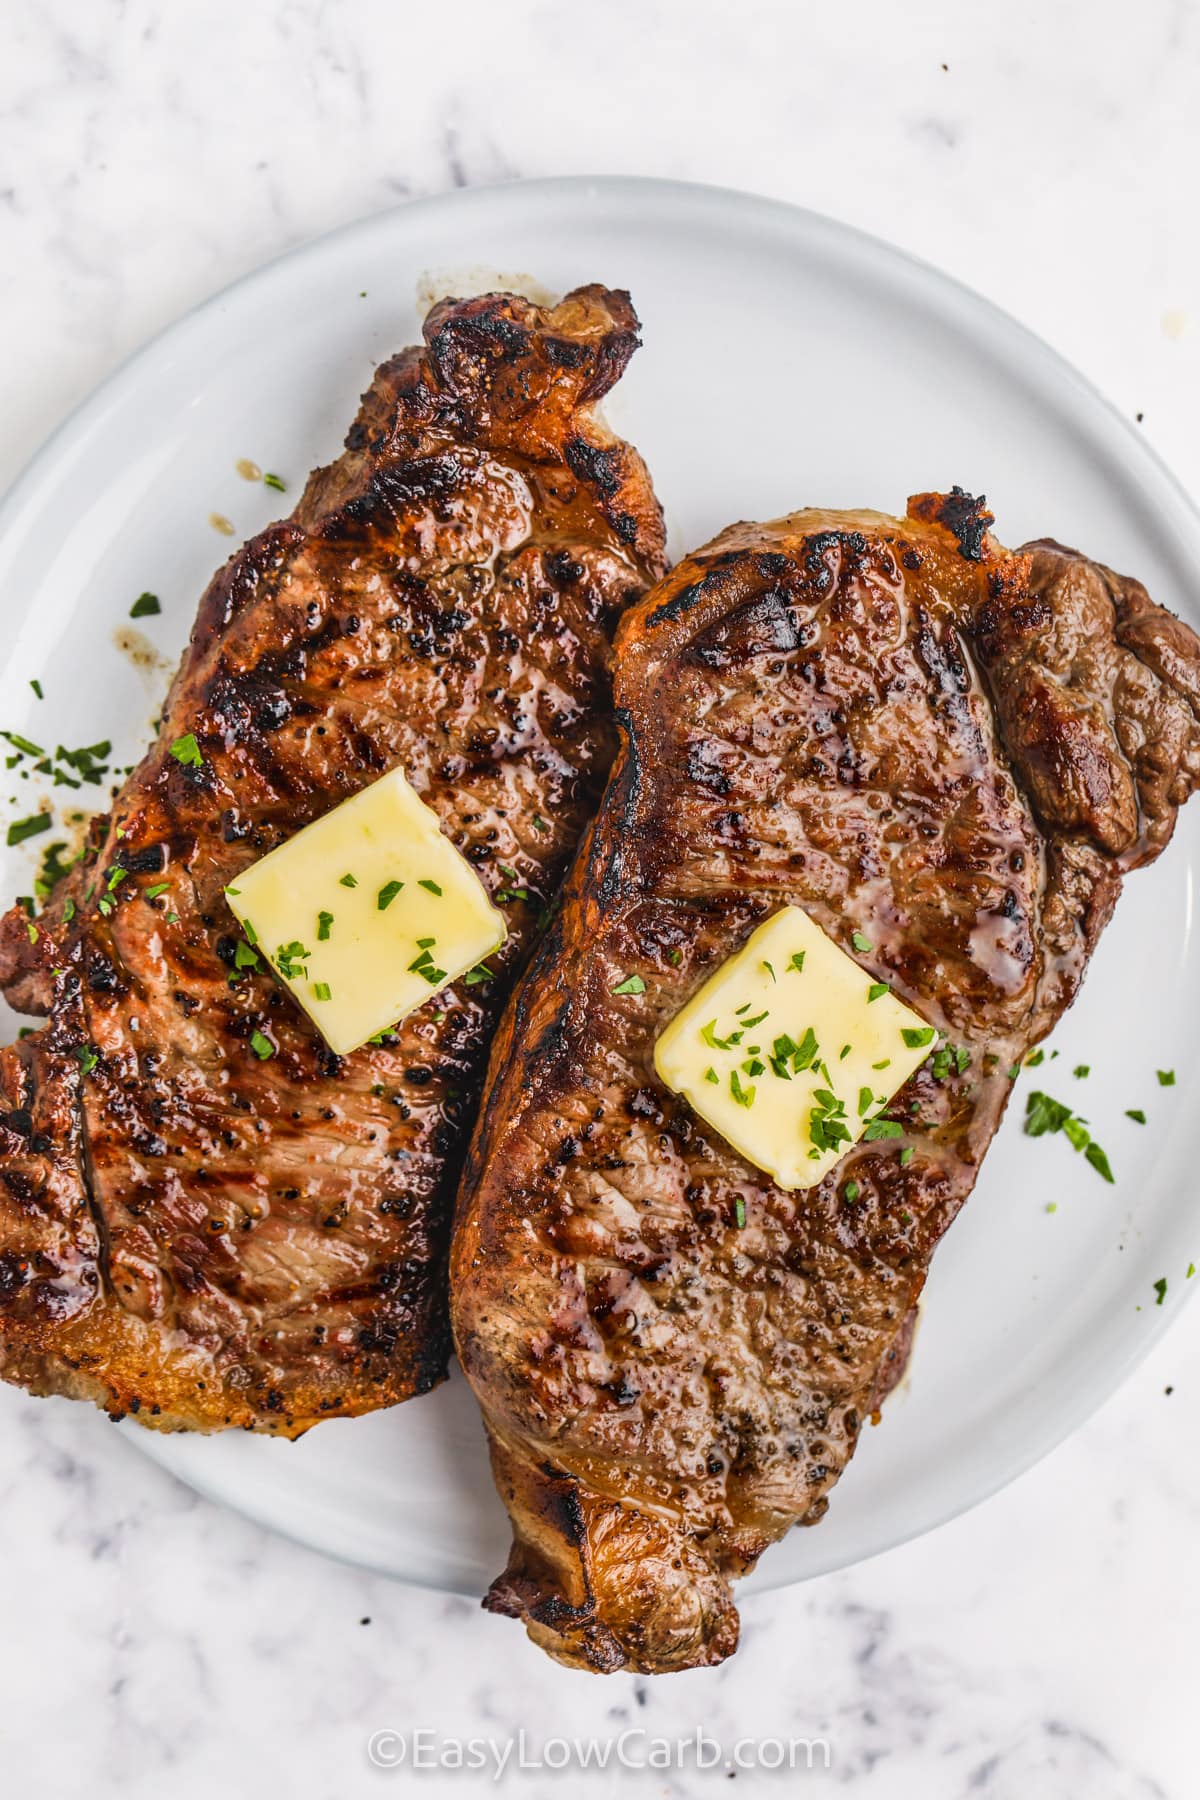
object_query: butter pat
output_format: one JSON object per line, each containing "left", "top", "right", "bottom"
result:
{"left": 654, "top": 907, "right": 934, "bottom": 1191}
{"left": 225, "top": 767, "right": 506, "bottom": 1056}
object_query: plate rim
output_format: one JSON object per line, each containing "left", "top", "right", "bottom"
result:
{"left": 5, "top": 173, "right": 1200, "bottom": 556}
{"left": 4, "top": 172, "right": 1200, "bottom": 1595}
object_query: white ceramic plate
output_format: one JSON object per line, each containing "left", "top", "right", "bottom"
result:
{"left": 2, "top": 177, "right": 1199, "bottom": 1596}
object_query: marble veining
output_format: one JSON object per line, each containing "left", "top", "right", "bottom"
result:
{"left": 2, "top": 1, "right": 1199, "bottom": 1795}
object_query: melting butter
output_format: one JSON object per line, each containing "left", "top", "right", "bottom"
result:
{"left": 225, "top": 767, "right": 506, "bottom": 1056}
{"left": 654, "top": 906, "right": 935, "bottom": 1191}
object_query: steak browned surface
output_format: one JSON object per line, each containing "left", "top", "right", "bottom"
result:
{"left": 451, "top": 494, "right": 1200, "bottom": 1673}
{"left": 0, "top": 286, "right": 666, "bottom": 1434}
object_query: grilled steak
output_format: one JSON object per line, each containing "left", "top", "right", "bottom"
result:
{"left": 0, "top": 286, "right": 666, "bottom": 1433}
{"left": 452, "top": 494, "right": 1200, "bottom": 1673}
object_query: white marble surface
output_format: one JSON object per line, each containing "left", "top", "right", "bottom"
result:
{"left": 2, "top": 2, "right": 1199, "bottom": 1795}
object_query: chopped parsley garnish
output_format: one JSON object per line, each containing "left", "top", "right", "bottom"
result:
{"left": 339, "top": 873, "right": 358, "bottom": 888}
{"left": 702, "top": 1020, "right": 735, "bottom": 1049}
{"left": 1063, "top": 1116, "right": 1090, "bottom": 1153}
{"left": 1073, "top": 1064, "right": 1090, "bottom": 1079}
{"left": 6, "top": 812, "right": 51, "bottom": 847}
{"left": 839, "top": 1044, "right": 852, "bottom": 1061}
{"left": 667, "top": 948, "right": 683, "bottom": 966}
{"left": 130, "top": 592, "right": 161, "bottom": 618}
{"left": 901, "top": 1027, "right": 935, "bottom": 1049}
{"left": 495, "top": 864, "right": 529, "bottom": 901}
{"left": 1157, "top": 1069, "right": 1176, "bottom": 1087}
{"left": 463, "top": 964, "right": 494, "bottom": 985}
{"left": 76, "top": 1046, "right": 99, "bottom": 1075}
{"left": 851, "top": 932, "right": 873, "bottom": 954}
{"left": 263, "top": 472, "right": 286, "bottom": 492}
{"left": 742, "top": 1057, "right": 765, "bottom": 1078}
{"left": 29, "top": 679, "right": 43, "bottom": 699}
{"left": 867, "top": 982, "right": 889, "bottom": 1003}
{"left": 234, "top": 940, "right": 259, "bottom": 971}
{"left": 733, "top": 1197, "right": 747, "bottom": 1229}
{"left": 6, "top": 734, "right": 112, "bottom": 789}
{"left": 704, "top": 1067, "right": 719, "bottom": 1084}
{"left": 730, "top": 1070, "right": 755, "bottom": 1108}
{"left": 317, "top": 910, "right": 334, "bottom": 941}
{"left": 312, "top": 981, "right": 332, "bottom": 1002}
{"left": 762, "top": 959, "right": 776, "bottom": 981}
{"left": 1025, "top": 1048, "right": 1045, "bottom": 1067}
{"left": 62, "top": 898, "right": 76, "bottom": 922}
{"left": 249, "top": 1029, "right": 275, "bottom": 1060}
{"left": 57, "top": 739, "right": 112, "bottom": 786}
{"left": 532, "top": 814, "right": 549, "bottom": 833}
{"left": 145, "top": 882, "right": 170, "bottom": 900}
{"left": 899, "top": 1145, "right": 915, "bottom": 1166}
{"left": 106, "top": 868, "right": 126, "bottom": 892}
{"left": 789, "top": 952, "right": 806, "bottom": 974}
{"left": 1024, "top": 1089, "right": 1114, "bottom": 1183}
{"left": 766, "top": 1028, "right": 819, "bottom": 1080}
{"left": 858, "top": 1087, "right": 875, "bottom": 1117}
{"left": 241, "top": 917, "right": 258, "bottom": 946}
{"left": 169, "top": 733, "right": 203, "bottom": 768}
{"left": 418, "top": 878, "right": 443, "bottom": 895}
{"left": 377, "top": 880, "right": 404, "bottom": 910}
{"left": 844, "top": 1181, "right": 861, "bottom": 1203}
{"left": 408, "top": 946, "right": 447, "bottom": 983}
{"left": 872, "top": 1058, "right": 891, "bottom": 1070}
{"left": 275, "top": 940, "right": 310, "bottom": 978}
{"left": 741, "top": 1010, "right": 769, "bottom": 1029}
{"left": 1154, "top": 1277, "right": 1168, "bottom": 1306}
{"left": 863, "top": 1118, "right": 904, "bottom": 1141}
{"left": 1126, "top": 1108, "right": 1146, "bottom": 1124}
{"left": 1025, "top": 1091, "right": 1072, "bottom": 1136}
{"left": 35, "top": 842, "right": 73, "bottom": 900}
{"left": 2, "top": 731, "right": 44, "bottom": 758}
{"left": 1085, "top": 1142, "right": 1114, "bottom": 1184}
{"left": 612, "top": 974, "right": 646, "bottom": 996}
{"left": 809, "top": 1088, "right": 851, "bottom": 1152}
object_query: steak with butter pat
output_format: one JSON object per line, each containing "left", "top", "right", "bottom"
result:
{"left": 451, "top": 493, "right": 1200, "bottom": 1672}
{"left": 0, "top": 286, "right": 667, "bottom": 1433}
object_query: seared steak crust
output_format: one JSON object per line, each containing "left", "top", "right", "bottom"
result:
{"left": 451, "top": 495, "right": 1200, "bottom": 1672}
{"left": 0, "top": 286, "right": 666, "bottom": 1434}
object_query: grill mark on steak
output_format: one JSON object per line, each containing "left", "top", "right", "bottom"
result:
{"left": 0, "top": 285, "right": 667, "bottom": 1434}
{"left": 451, "top": 496, "right": 1200, "bottom": 1673}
